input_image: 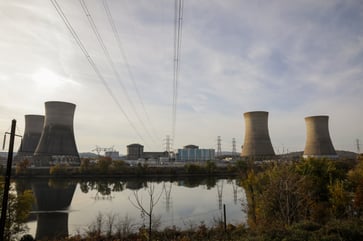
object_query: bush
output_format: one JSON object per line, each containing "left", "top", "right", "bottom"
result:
{"left": 49, "top": 164, "right": 68, "bottom": 175}
{"left": 185, "top": 164, "right": 203, "bottom": 174}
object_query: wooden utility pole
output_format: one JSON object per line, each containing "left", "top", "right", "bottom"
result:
{"left": 0, "top": 119, "right": 16, "bottom": 239}
{"left": 223, "top": 204, "right": 227, "bottom": 232}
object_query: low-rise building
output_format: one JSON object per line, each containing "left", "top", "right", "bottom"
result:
{"left": 177, "top": 145, "right": 215, "bottom": 162}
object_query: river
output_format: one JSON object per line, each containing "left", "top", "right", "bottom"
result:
{"left": 18, "top": 177, "right": 247, "bottom": 239}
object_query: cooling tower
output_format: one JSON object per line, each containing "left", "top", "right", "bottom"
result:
{"left": 241, "top": 111, "right": 275, "bottom": 159}
{"left": 303, "top": 115, "right": 337, "bottom": 158}
{"left": 15, "top": 115, "right": 44, "bottom": 162}
{"left": 34, "top": 101, "right": 80, "bottom": 166}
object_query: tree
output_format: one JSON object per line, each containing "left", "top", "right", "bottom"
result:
{"left": 245, "top": 163, "right": 313, "bottom": 227}
{"left": 328, "top": 180, "right": 352, "bottom": 219}
{"left": 97, "top": 156, "right": 112, "bottom": 173}
{"left": 347, "top": 159, "right": 363, "bottom": 217}
{"left": 205, "top": 160, "right": 216, "bottom": 174}
{"left": 295, "top": 158, "right": 344, "bottom": 223}
{"left": 0, "top": 183, "right": 33, "bottom": 241}
{"left": 49, "top": 163, "right": 68, "bottom": 175}
{"left": 15, "top": 159, "right": 31, "bottom": 175}
{"left": 80, "top": 158, "right": 91, "bottom": 173}
{"left": 262, "top": 164, "right": 312, "bottom": 226}
{"left": 129, "top": 182, "right": 163, "bottom": 241}
{"left": 295, "top": 158, "right": 341, "bottom": 202}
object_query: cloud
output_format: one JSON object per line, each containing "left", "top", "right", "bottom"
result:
{"left": 0, "top": 0, "right": 362, "bottom": 152}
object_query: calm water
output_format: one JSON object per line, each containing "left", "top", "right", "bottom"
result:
{"left": 19, "top": 177, "right": 247, "bottom": 239}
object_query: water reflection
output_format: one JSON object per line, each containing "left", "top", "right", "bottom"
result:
{"left": 31, "top": 179, "right": 76, "bottom": 240}
{"left": 24, "top": 177, "right": 246, "bottom": 239}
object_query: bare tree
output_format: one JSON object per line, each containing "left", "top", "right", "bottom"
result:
{"left": 129, "top": 182, "right": 163, "bottom": 241}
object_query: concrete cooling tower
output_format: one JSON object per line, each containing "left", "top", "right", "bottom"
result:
{"left": 15, "top": 115, "right": 44, "bottom": 162}
{"left": 33, "top": 101, "right": 80, "bottom": 166}
{"left": 303, "top": 115, "right": 337, "bottom": 158}
{"left": 241, "top": 111, "right": 275, "bottom": 159}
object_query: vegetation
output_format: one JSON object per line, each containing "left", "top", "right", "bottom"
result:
{"left": 15, "top": 159, "right": 31, "bottom": 175}
{"left": 129, "top": 183, "right": 163, "bottom": 241}
{"left": 49, "top": 163, "right": 69, "bottom": 175}
{"left": 55, "top": 156, "right": 363, "bottom": 241}
{"left": 9, "top": 156, "right": 363, "bottom": 240}
{"left": 0, "top": 183, "right": 33, "bottom": 241}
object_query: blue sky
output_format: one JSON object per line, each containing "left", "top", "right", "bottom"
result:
{"left": 0, "top": 0, "right": 362, "bottom": 154}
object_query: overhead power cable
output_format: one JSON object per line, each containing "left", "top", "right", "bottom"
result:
{"left": 50, "top": 0, "right": 147, "bottom": 144}
{"left": 172, "top": 0, "right": 184, "bottom": 147}
{"left": 79, "top": 0, "right": 156, "bottom": 145}
{"left": 102, "top": 0, "right": 160, "bottom": 142}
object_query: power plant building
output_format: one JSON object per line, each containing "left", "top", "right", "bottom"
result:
{"left": 15, "top": 114, "right": 44, "bottom": 162}
{"left": 127, "top": 143, "right": 144, "bottom": 160}
{"left": 33, "top": 101, "right": 80, "bottom": 166}
{"left": 303, "top": 115, "right": 337, "bottom": 158}
{"left": 241, "top": 111, "right": 275, "bottom": 159}
{"left": 126, "top": 143, "right": 168, "bottom": 161}
{"left": 177, "top": 145, "right": 215, "bottom": 161}
{"left": 105, "top": 151, "right": 120, "bottom": 160}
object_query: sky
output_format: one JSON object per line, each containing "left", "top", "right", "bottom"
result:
{"left": 0, "top": 0, "right": 362, "bottom": 154}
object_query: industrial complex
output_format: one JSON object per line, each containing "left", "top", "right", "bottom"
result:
{"left": 7, "top": 101, "right": 349, "bottom": 166}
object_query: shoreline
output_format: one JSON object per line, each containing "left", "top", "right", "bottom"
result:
{"left": 7, "top": 166, "right": 241, "bottom": 179}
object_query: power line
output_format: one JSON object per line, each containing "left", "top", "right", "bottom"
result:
{"left": 102, "top": 0, "right": 160, "bottom": 141}
{"left": 79, "top": 0, "right": 156, "bottom": 145}
{"left": 171, "top": 0, "right": 184, "bottom": 146}
{"left": 50, "top": 0, "right": 146, "bottom": 144}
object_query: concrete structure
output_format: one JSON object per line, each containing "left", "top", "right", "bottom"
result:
{"left": 127, "top": 143, "right": 144, "bottom": 160}
{"left": 142, "top": 151, "right": 169, "bottom": 160}
{"left": 33, "top": 101, "right": 80, "bottom": 166}
{"left": 241, "top": 111, "right": 275, "bottom": 159}
{"left": 303, "top": 115, "right": 337, "bottom": 158}
{"left": 126, "top": 143, "right": 169, "bottom": 161}
{"left": 177, "top": 145, "right": 215, "bottom": 161}
{"left": 105, "top": 151, "right": 120, "bottom": 160}
{"left": 15, "top": 115, "right": 44, "bottom": 162}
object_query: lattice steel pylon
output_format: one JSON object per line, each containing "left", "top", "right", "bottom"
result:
{"left": 217, "top": 136, "right": 222, "bottom": 157}
{"left": 164, "top": 135, "right": 172, "bottom": 153}
{"left": 232, "top": 138, "right": 236, "bottom": 157}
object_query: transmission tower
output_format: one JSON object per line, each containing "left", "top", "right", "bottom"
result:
{"left": 217, "top": 136, "right": 222, "bottom": 156}
{"left": 232, "top": 138, "right": 236, "bottom": 157}
{"left": 163, "top": 135, "right": 174, "bottom": 160}
{"left": 164, "top": 135, "right": 172, "bottom": 152}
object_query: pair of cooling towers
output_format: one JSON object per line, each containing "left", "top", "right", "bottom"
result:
{"left": 241, "top": 111, "right": 337, "bottom": 159}
{"left": 16, "top": 101, "right": 80, "bottom": 166}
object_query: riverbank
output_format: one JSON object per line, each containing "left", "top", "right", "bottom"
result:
{"left": 7, "top": 162, "right": 242, "bottom": 179}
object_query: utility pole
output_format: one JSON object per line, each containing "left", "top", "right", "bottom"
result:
{"left": 0, "top": 120, "right": 17, "bottom": 239}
